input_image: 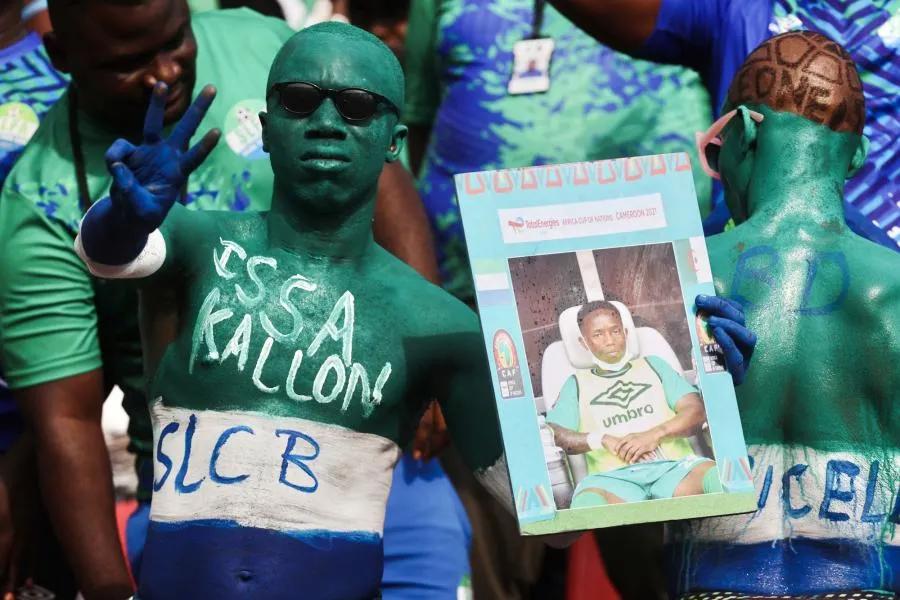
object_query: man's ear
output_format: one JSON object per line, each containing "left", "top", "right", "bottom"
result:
{"left": 847, "top": 134, "right": 870, "bottom": 179}
{"left": 386, "top": 123, "right": 408, "bottom": 163}
{"left": 43, "top": 32, "right": 70, "bottom": 74}
{"left": 259, "top": 111, "right": 269, "bottom": 153}
{"left": 737, "top": 105, "right": 759, "bottom": 155}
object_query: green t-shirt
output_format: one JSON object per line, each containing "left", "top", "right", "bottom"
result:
{"left": 0, "top": 8, "right": 293, "bottom": 499}
{"left": 188, "top": 0, "right": 219, "bottom": 12}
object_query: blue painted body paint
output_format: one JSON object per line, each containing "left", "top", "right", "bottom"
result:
{"left": 758, "top": 464, "right": 774, "bottom": 509}
{"left": 796, "top": 251, "right": 850, "bottom": 316}
{"left": 819, "top": 460, "right": 859, "bottom": 522}
{"left": 174, "top": 414, "right": 205, "bottom": 494}
{"left": 664, "top": 538, "right": 900, "bottom": 596}
{"left": 782, "top": 463, "right": 811, "bottom": 518}
{"left": 80, "top": 196, "right": 151, "bottom": 265}
{"left": 729, "top": 245, "right": 779, "bottom": 309}
{"left": 275, "top": 429, "right": 319, "bottom": 493}
{"left": 139, "top": 520, "right": 383, "bottom": 600}
{"left": 861, "top": 461, "right": 886, "bottom": 523}
{"left": 153, "top": 421, "right": 179, "bottom": 492}
{"left": 210, "top": 425, "right": 255, "bottom": 485}
{"left": 730, "top": 247, "right": 850, "bottom": 316}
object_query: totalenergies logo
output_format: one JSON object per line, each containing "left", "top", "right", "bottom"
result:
{"left": 507, "top": 216, "right": 525, "bottom": 232}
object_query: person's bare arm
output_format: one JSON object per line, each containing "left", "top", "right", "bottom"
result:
{"left": 373, "top": 161, "right": 441, "bottom": 284}
{"left": 403, "top": 0, "right": 439, "bottom": 177}
{"left": 373, "top": 161, "right": 448, "bottom": 459}
{"left": 407, "top": 125, "right": 432, "bottom": 179}
{"left": 615, "top": 392, "right": 705, "bottom": 463}
{"left": 16, "top": 372, "right": 134, "bottom": 600}
{"left": 547, "top": 423, "right": 591, "bottom": 454}
{"left": 547, "top": 0, "right": 661, "bottom": 53}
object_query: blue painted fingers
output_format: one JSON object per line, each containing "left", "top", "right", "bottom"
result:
{"left": 695, "top": 295, "right": 757, "bottom": 385}
{"left": 104, "top": 82, "right": 221, "bottom": 233}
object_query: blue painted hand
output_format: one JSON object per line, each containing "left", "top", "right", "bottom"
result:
{"left": 106, "top": 82, "right": 221, "bottom": 234}
{"left": 694, "top": 295, "right": 757, "bottom": 385}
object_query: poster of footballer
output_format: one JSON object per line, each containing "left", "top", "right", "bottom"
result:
{"left": 455, "top": 154, "right": 756, "bottom": 534}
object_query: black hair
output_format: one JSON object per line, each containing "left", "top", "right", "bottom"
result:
{"left": 48, "top": 0, "right": 150, "bottom": 36}
{"left": 348, "top": 0, "right": 410, "bottom": 27}
{"left": 576, "top": 301, "right": 622, "bottom": 331}
{"left": 219, "top": 0, "right": 284, "bottom": 19}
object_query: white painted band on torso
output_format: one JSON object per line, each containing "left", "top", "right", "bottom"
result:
{"left": 680, "top": 443, "right": 900, "bottom": 546}
{"left": 149, "top": 400, "right": 401, "bottom": 536}
{"left": 74, "top": 226, "right": 166, "bottom": 280}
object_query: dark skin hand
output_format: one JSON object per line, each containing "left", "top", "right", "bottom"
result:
{"left": 546, "top": 0, "right": 660, "bottom": 53}
{"left": 15, "top": 371, "right": 135, "bottom": 600}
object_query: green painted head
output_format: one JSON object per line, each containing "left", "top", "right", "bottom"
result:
{"left": 716, "top": 31, "right": 869, "bottom": 224}
{"left": 259, "top": 22, "right": 407, "bottom": 215}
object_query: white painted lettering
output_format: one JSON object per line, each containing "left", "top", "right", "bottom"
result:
{"left": 341, "top": 363, "right": 371, "bottom": 412}
{"left": 236, "top": 255, "right": 276, "bottom": 308}
{"left": 252, "top": 336, "right": 280, "bottom": 394}
{"left": 213, "top": 239, "right": 248, "bottom": 280}
{"left": 190, "top": 288, "right": 234, "bottom": 373}
{"left": 308, "top": 291, "right": 355, "bottom": 366}
{"left": 313, "top": 355, "right": 346, "bottom": 404}
{"left": 260, "top": 274, "right": 317, "bottom": 344}
{"left": 220, "top": 314, "right": 253, "bottom": 372}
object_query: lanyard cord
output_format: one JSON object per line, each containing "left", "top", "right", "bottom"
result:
{"left": 531, "top": 0, "right": 546, "bottom": 39}
{"left": 67, "top": 84, "right": 93, "bottom": 214}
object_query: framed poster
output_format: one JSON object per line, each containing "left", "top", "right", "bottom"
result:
{"left": 456, "top": 153, "right": 756, "bottom": 535}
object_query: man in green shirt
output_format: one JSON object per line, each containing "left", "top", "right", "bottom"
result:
{"left": 0, "top": 1, "right": 436, "bottom": 598}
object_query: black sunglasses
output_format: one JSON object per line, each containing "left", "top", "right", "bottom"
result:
{"left": 269, "top": 82, "right": 399, "bottom": 123}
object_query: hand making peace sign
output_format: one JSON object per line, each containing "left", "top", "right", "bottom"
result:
{"left": 104, "top": 82, "right": 221, "bottom": 233}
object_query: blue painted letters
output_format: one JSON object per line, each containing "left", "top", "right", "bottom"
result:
{"left": 730, "top": 246, "right": 780, "bottom": 310}
{"left": 782, "top": 463, "right": 811, "bottom": 518}
{"left": 154, "top": 421, "right": 180, "bottom": 492}
{"left": 861, "top": 461, "right": 886, "bottom": 523}
{"left": 819, "top": 460, "right": 859, "bottom": 522}
{"left": 210, "top": 425, "right": 255, "bottom": 485}
{"left": 276, "top": 429, "right": 320, "bottom": 493}
{"left": 175, "top": 414, "right": 206, "bottom": 494}
{"left": 796, "top": 252, "right": 850, "bottom": 316}
{"left": 729, "top": 246, "right": 850, "bottom": 315}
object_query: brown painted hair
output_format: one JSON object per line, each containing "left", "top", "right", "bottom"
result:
{"left": 726, "top": 30, "right": 865, "bottom": 134}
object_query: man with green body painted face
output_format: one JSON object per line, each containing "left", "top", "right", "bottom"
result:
{"left": 73, "top": 22, "right": 508, "bottom": 600}
{"left": 666, "top": 31, "right": 900, "bottom": 598}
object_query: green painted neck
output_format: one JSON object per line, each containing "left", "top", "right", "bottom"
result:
{"left": 732, "top": 108, "right": 860, "bottom": 230}
{"left": 267, "top": 184, "right": 378, "bottom": 260}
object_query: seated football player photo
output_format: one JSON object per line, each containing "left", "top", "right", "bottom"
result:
{"left": 547, "top": 301, "right": 720, "bottom": 508}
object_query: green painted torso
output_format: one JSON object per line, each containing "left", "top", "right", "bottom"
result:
{"left": 708, "top": 221, "right": 900, "bottom": 452}
{"left": 147, "top": 208, "right": 473, "bottom": 444}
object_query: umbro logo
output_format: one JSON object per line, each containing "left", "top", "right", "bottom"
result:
{"left": 589, "top": 380, "right": 652, "bottom": 409}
